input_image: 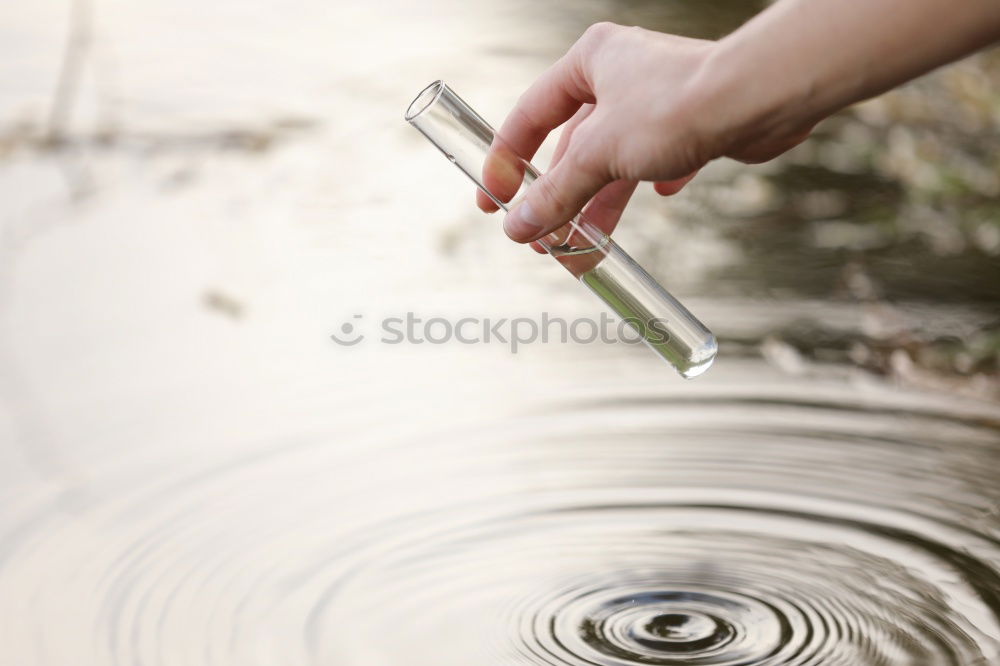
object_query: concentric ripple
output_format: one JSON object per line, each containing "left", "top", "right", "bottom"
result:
{"left": 1, "top": 384, "right": 999, "bottom": 666}
{"left": 542, "top": 583, "right": 779, "bottom": 664}
{"left": 320, "top": 496, "right": 1000, "bottom": 666}
{"left": 310, "top": 387, "right": 1000, "bottom": 666}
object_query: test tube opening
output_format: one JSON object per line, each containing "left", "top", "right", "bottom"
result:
{"left": 405, "top": 80, "right": 446, "bottom": 122}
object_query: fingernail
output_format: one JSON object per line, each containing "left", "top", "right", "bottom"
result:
{"left": 503, "top": 200, "right": 543, "bottom": 241}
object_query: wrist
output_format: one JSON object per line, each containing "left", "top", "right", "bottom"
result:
{"left": 685, "top": 34, "right": 823, "bottom": 160}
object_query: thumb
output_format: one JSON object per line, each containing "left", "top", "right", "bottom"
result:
{"left": 502, "top": 146, "right": 609, "bottom": 243}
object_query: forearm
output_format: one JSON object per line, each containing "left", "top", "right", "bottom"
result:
{"left": 695, "top": 0, "right": 1000, "bottom": 154}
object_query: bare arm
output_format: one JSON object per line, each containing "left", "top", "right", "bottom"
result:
{"left": 493, "top": 0, "right": 1000, "bottom": 243}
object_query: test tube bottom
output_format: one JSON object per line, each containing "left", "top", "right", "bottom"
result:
{"left": 551, "top": 242, "right": 717, "bottom": 378}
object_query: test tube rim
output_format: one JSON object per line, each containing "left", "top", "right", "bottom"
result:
{"left": 405, "top": 80, "right": 446, "bottom": 122}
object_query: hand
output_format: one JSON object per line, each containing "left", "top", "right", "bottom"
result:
{"left": 484, "top": 0, "right": 1000, "bottom": 245}
{"left": 481, "top": 22, "right": 815, "bottom": 244}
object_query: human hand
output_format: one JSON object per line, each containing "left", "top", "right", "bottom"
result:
{"left": 478, "top": 22, "right": 814, "bottom": 243}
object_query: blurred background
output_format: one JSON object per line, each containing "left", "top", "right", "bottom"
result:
{"left": 1, "top": 1, "right": 998, "bottom": 665}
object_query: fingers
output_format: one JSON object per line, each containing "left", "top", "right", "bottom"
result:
{"left": 476, "top": 186, "right": 500, "bottom": 213}
{"left": 495, "top": 47, "right": 595, "bottom": 163}
{"left": 653, "top": 171, "right": 698, "bottom": 196}
{"left": 528, "top": 178, "right": 636, "bottom": 254}
{"left": 478, "top": 142, "right": 525, "bottom": 212}
{"left": 551, "top": 104, "right": 595, "bottom": 167}
{"left": 477, "top": 23, "right": 622, "bottom": 239}
{"left": 477, "top": 32, "right": 598, "bottom": 215}
{"left": 503, "top": 145, "right": 612, "bottom": 243}
{"left": 581, "top": 179, "right": 638, "bottom": 234}
{"left": 477, "top": 104, "right": 595, "bottom": 215}
{"left": 529, "top": 106, "right": 600, "bottom": 254}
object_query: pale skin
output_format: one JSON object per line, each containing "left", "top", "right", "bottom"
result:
{"left": 479, "top": 0, "right": 1000, "bottom": 247}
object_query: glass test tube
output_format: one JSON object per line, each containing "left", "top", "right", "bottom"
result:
{"left": 405, "top": 80, "right": 717, "bottom": 378}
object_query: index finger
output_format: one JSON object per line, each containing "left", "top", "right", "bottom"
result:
{"left": 497, "top": 47, "right": 596, "bottom": 161}
{"left": 477, "top": 45, "right": 596, "bottom": 213}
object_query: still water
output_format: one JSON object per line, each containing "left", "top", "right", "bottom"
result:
{"left": 0, "top": 0, "right": 998, "bottom": 664}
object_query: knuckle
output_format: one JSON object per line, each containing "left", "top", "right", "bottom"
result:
{"left": 581, "top": 21, "right": 619, "bottom": 46}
